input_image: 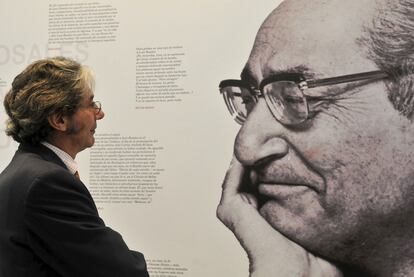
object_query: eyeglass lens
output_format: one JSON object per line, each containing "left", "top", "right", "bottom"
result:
{"left": 222, "top": 81, "right": 308, "bottom": 125}
{"left": 93, "top": 101, "right": 101, "bottom": 114}
{"left": 263, "top": 81, "right": 308, "bottom": 125}
{"left": 221, "top": 86, "right": 257, "bottom": 124}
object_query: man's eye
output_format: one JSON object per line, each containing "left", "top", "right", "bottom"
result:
{"left": 283, "top": 95, "right": 304, "bottom": 104}
{"left": 307, "top": 97, "right": 335, "bottom": 116}
{"left": 241, "top": 97, "right": 254, "bottom": 104}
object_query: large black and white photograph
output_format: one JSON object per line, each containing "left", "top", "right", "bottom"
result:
{"left": 1, "top": 0, "right": 414, "bottom": 276}
{"left": 218, "top": 0, "right": 414, "bottom": 276}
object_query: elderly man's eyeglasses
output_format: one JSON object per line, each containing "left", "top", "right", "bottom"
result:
{"left": 64, "top": 101, "right": 102, "bottom": 115}
{"left": 90, "top": 101, "right": 102, "bottom": 115}
{"left": 78, "top": 101, "right": 102, "bottom": 114}
{"left": 219, "top": 70, "right": 389, "bottom": 125}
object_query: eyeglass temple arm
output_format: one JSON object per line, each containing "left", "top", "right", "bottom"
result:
{"left": 306, "top": 70, "right": 389, "bottom": 88}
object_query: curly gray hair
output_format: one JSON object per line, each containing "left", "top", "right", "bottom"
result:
{"left": 361, "top": 0, "right": 414, "bottom": 118}
{"left": 3, "top": 57, "right": 94, "bottom": 144}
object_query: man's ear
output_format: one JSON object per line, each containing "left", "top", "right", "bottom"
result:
{"left": 47, "top": 113, "right": 69, "bottom": 132}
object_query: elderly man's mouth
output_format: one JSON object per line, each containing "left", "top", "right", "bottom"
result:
{"left": 258, "top": 183, "right": 316, "bottom": 200}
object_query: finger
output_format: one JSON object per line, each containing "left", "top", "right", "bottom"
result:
{"left": 221, "top": 156, "right": 245, "bottom": 198}
{"left": 312, "top": 257, "right": 344, "bottom": 277}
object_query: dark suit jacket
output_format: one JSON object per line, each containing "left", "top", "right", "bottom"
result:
{"left": 0, "top": 143, "right": 149, "bottom": 277}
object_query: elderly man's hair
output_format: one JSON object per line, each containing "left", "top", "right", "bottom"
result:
{"left": 3, "top": 57, "right": 94, "bottom": 144}
{"left": 362, "top": 0, "right": 414, "bottom": 118}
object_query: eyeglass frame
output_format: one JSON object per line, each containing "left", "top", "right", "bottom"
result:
{"left": 64, "top": 100, "right": 102, "bottom": 116}
{"left": 79, "top": 100, "right": 102, "bottom": 115}
{"left": 89, "top": 101, "right": 102, "bottom": 115}
{"left": 219, "top": 70, "right": 390, "bottom": 125}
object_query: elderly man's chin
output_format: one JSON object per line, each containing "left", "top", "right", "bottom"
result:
{"left": 79, "top": 133, "right": 96, "bottom": 152}
{"left": 258, "top": 184, "right": 323, "bottom": 224}
{"left": 258, "top": 193, "right": 337, "bottom": 254}
{"left": 88, "top": 135, "right": 96, "bottom": 148}
{"left": 90, "top": 131, "right": 96, "bottom": 144}
{"left": 258, "top": 197, "right": 373, "bottom": 266}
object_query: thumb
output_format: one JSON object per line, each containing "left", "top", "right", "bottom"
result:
{"left": 220, "top": 156, "right": 245, "bottom": 203}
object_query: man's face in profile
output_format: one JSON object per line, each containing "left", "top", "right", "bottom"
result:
{"left": 234, "top": 0, "right": 414, "bottom": 262}
{"left": 67, "top": 89, "right": 102, "bottom": 149}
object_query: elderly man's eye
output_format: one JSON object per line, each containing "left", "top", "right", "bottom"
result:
{"left": 241, "top": 97, "right": 254, "bottom": 104}
{"left": 283, "top": 95, "right": 304, "bottom": 104}
{"left": 306, "top": 96, "right": 337, "bottom": 116}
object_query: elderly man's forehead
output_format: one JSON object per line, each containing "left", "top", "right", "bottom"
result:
{"left": 260, "top": 0, "right": 379, "bottom": 28}
{"left": 243, "top": 0, "right": 380, "bottom": 82}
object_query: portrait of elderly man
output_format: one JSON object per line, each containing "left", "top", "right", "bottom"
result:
{"left": 217, "top": 0, "right": 414, "bottom": 276}
{"left": 0, "top": 57, "right": 149, "bottom": 276}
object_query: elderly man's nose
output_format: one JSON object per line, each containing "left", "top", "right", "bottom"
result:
{"left": 96, "top": 109, "right": 105, "bottom": 120}
{"left": 234, "top": 99, "right": 289, "bottom": 166}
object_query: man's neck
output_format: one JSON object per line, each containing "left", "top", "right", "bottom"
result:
{"left": 41, "top": 141, "right": 78, "bottom": 175}
{"left": 45, "top": 134, "right": 78, "bottom": 159}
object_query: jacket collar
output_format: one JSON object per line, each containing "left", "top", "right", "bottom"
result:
{"left": 18, "top": 143, "right": 68, "bottom": 170}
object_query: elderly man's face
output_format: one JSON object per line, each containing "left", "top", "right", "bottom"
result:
{"left": 66, "top": 88, "right": 104, "bottom": 154}
{"left": 234, "top": 0, "right": 414, "bottom": 262}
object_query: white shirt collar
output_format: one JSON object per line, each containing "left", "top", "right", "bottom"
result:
{"left": 41, "top": 141, "right": 78, "bottom": 175}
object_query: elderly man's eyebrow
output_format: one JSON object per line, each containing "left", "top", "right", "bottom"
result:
{"left": 267, "top": 65, "right": 317, "bottom": 79}
{"left": 240, "top": 67, "right": 257, "bottom": 86}
{"left": 240, "top": 65, "right": 318, "bottom": 85}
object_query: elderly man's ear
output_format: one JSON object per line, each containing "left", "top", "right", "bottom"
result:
{"left": 48, "top": 113, "right": 70, "bottom": 132}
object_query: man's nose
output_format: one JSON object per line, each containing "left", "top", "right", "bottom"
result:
{"left": 96, "top": 109, "right": 105, "bottom": 120}
{"left": 234, "top": 99, "right": 289, "bottom": 166}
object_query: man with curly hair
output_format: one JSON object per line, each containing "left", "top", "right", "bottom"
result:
{"left": 0, "top": 57, "right": 149, "bottom": 276}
